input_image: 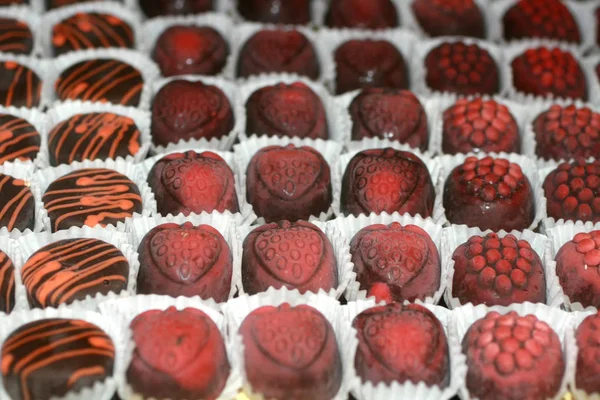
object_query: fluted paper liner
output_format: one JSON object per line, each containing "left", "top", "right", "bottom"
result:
{"left": 0, "top": 160, "right": 43, "bottom": 237}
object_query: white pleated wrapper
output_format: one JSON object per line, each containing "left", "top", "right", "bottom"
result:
{"left": 221, "top": 288, "right": 352, "bottom": 400}
{"left": 564, "top": 310, "right": 600, "bottom": 400}
{"left": 0, "top": 104, "right": 45, "bottom": 169}
{"left": 0, "top": 53, "right": 51, "bottom": 109}
{"left": 0, "top": 235, "right": 25, "bottom": 313}
{"left": 583, "top": 55, "right": 600, "bottom": 107}
{"left": 127, "top": 212, "right": 240, "bottom": 301}
{"left": 98, "top": 294, "right": 243, "bottom": 400}
{"left": 449, "top": 302, "right": 574, "bottom": 400}
{"left": 7, "top": 1, "right": 43, "bottom": 14}
{"left": 0, "top": 5, "right": 42, "bottom": 56}
{"left": 0, "top": 307, "right": 122, "bottom": 400}
{"left": 326, "top": 212, "right": 446, "bottom": 304}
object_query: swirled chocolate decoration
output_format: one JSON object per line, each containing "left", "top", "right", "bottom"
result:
{"left": 54, "top": 58, "right": 143, "bottom": 106}
{"left": 0, "top": 18, "right": 33, "bottom": 55}
{"left": 1, "top": 318, "right": 115, "bottom": 400}
{"left": 0, "top": 173, "right": 34, "bottom": 231}
{"left": 46, "top": 0, "right": 122, "bottom": 9}
{"left": 48, "top": 112, "right": 141, "bottom": 166}
{"left": 0, "top": 61, "right": 41, "bottom": 108}
{"left": 22, "top": 238, "right": 129, "bottom": 308}
{"left": 0, "top": 113, "right": 40, "bottom": 164}
{"left": 42, "top": 168, "right": 143, "bottom": 232}
{"left": 0, "top": 249, "right": 14, "bottom": 313}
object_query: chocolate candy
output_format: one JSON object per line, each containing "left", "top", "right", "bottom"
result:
{"left": 138, "top": 0, "right": 213, "bottom": 17}
{"left": 575, "top": 312, "right": 600, "bottom": 394}
{"left": 411, "top": 0, "right": 484, "bottom": 38}
{"left": 0, "top": 18, "right": 33, "bottom": 54}
{"left": 0, "top": 249, "right": 14, "bottom": 313}
{"left": 0, "top": 173, "right": 34, "bottom": 232}
{"left": 325, "top": 0, "right": 398, "bottom": 29}
{"left": 0, "top": 114, "right": 40, "bottom": 164}
{"left": 0, "top": 61, "right": 41, "bottom": 108}
{"left": 238, "top": 0, "right": 310, "bottom": 24}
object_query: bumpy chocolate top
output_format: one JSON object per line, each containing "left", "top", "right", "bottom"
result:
{"left": 503, "top": 0, "right": 580, "bottom": 43}
{"left": 0, "top": 114, "right": 40, "bottom": 164}
{"left": 411, "top": 0, "right": 484, "bottom": 38}
{"left": 575, "top": 312, "right": 600, "bottom": 393}
{"left": 0, "top": 18, "right": 33, "bottom": 54}
{"left": 570, "top": 231, "right": 600, "bottom": 268}
{"left": 457, "top": 157, "right": 527, "bottom": 201}
{"left": 0, "top": 249, "right": 14, "bottom": 313}
{"left": 0, "top": 173, "right": 34, "bottom": 232}
{"left": 0, "top": 61, "right": 41, "bottom": 108}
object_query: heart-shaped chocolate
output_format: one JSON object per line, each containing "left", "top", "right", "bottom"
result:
{"left": 257, "top": 87, "right": 318, "bottom": 138}
{"left": 248, "top": 33, "right": 308, "bottom": 68}
{"left": 359, "top": 92, "right": 424, "bottom": 140}
{"left": 339, "top": 40, "right": 401, "bottom": 75}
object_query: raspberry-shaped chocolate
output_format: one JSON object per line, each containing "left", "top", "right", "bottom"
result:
{"left": 350, "top": 222, "right": 441, "bottom": 303}
{"left": 575, "top": 312, "right": 600, "bottom": 394}
{"left": 411, "top": 0, "right": 485, "bottom": 38}
{"left": 463, "top": 311, "right": 565, "bottom": 400}
{"left": 442, "top": 98, "right": 520, "bottom": 155}
{"left": 543, "top": 159, "right": 600, "bottom": 223}
{"left": 139, "top": 0, "right": 213, "bottom": 17}
{"left": 341, "top": 148, "right": 435, "bottom": 218}
{"left": 238, "top": 0, "right": 310, "bottom": 24}
{"left": 444, "top": 156, "right": 535, "bottom": 231}
{"left": 349, "top": 88, "right": 429, "bottom": 151}
{"left": 452, "top": 233, "right": 546, "bottom": 306}
{"left": 532, "top": 105, "right": 600, "bottom": 161}
{"left": 425, "top": 41, "right": 500, "bottom": 96}
{"left": 137, "top": 222, "right": 233, "bottom": 302}
{"left": 555, "top": 230, "right": 600, "bottom": 308}
{"left": 242, "top": 220, "right": 338, "bottom": 294}
{"left": 325, "top": 0, "right": 398, "bottom": 29}
{"left": 511, "top": 47, "right": 587, "bottom": 101}
{"left": 245, "top": 82, "right": 328, "bottom": 140}
{"left": 503, "top": 0, "right": 581, "bottom": 43}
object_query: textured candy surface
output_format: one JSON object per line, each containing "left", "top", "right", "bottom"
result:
{"left": 575, "top": 313, "right": 600, "bottom": 394}
{"left": 503, "top": 0, "right": 580, "bottom": 43}
{"left": 411, "top": 0, "right": 484, "bottom": 38}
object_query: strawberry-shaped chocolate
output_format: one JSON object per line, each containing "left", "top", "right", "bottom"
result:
{"left": 325, "top": 0, "right": 398, "bottom": 29}
{"left": 236, "top": 29, "right": 320, "bottom": 79}
{"left": 341, "top": 148, "right": 435, "bottom": 218}
{"left": 452, "top": 233, "right": 546, "bottom": 306}
{"left": 350, "top": 222, "right": 441, "bottom": 303}
{"left": 239, "top": 303, "right": 342, "bottom": 400}
{"left": 349, "top": 88, "right": 429, "bottom": 151}
{"left": 443, "top": 156, "right": 535, "bottom": 231}
{"left": 137, "top": 222, "right": 232, "bottom": 302}
{"left": 148, "top": 151, "right": 239, "bottom": 217}
{"left": 242, "top": 220, "right": 337, "bottom": 294}
{"left": 151, "top": 80, "right": 234, "bottom": 147}
{"left": 463, "top": 311, "right": 565, "bottom": 400}
{"left": 334, "top": 39, "right": 408, "bottom": 95}
{"left": 543, "top": 159, "right": 600, "bottom": 223}
{"left": 139, "top": 0, "right": 213, "bottom": 17}
{"left": 353, "top": 303, "right": 449, "bottom": 386}
{"left": 246, "top": 145, "right": 332, "bottom": 222}
{"left": 238, "top": 0, "right": 310, "bottom": 24}
{"left": 245, "top": 82, "right": 328, "bottom": 139}
{"left": 442, "top": 98, "right": 520, "bottom": 155}
{"left": 575, "top": 312, "right": 600, "bottom": 394}
{"left": 411, "top": 0, "right": 485, "bottom": 38}
{"left": 127, "top": 307, "right": 230, "bottom": 400}
{"left": 555, "top": 230, "right": 600, "bottom": 308}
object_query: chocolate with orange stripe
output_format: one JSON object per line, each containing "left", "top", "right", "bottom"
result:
{"left": 0, "top": 114, "right": 40, "bottom": 164}
{"left": 0, "top": 18, "right": 33, "bottom": 55}
{"left": 0, "top": 61, "right": 41, "bottom": 108}
{"left": 0, "top": 173, "right": 34, "bottom": 231}
{"left": 1, "top": 318, "right": 115, "bottom": 400}
{"left": 0, "top": 249, "right": 15, "bottom": 312}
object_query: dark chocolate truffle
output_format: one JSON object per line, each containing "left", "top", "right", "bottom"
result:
{"left": 543, "top": 159, "right": 600, "bottom": 223}
{"left": 147, "top": 150, "right": 239, "bottom": 216}
{"left": 152, "top": 26, "right": 228, "bottom": 77}
{"left": 46, "top": 0, "right": 121, "bottom": 9}
{"left": 2, "top": 318, "right": 115, "bottom": 400}
{"left": 0, "top": 18, "right": 33, "bottom": 54}
{"left": 442, "top": 98, "right": 520, "bottom": 155}
{"left": 350, "top": 222, "right": 441, "bottom": 303}
{"left": 341, "top": 148, "right": 435, "bottom": 218}
{"left": 334, "top": 39, "right": 408, "bottom": 95}
{"left": 443, "top": 156, "right": 535, "bottom": 231}
{"left": 151, "top": 80, "right": 234, "bottom": 147}
{"left": 238, "top": 0, "right": 310, "bottom": 24}
{"left": 245, "top": 82, "right": 328, "bottom": 139}
{"left": 0, "top": 173, "right": 34, "bottom": 231}
{"left": 136, "top": 222, "right": 232, "bottom": 302}
{"left": 48, "top": 112, "right": 141, "bottom": 166}
{"left": 139, "top": 0, "right": 213, "bottom": 17}
{"left": 236, "top": 29, "right": 320, "bottom": 79}
{"left": 452, "top": 233, "right": 546, "bottom": 306}
{"left": 462, "top": 311, "right": 565, "bottom": 400}
{"left": 246, "top": 144, "right": 332, "bottom": 222}
{"left": 42, "top": 168, "right": 143, "bottom": 232}
{"left": 349, "top": 88, "right": 428, "bottom": 150}
{"left": 575, "top": 312, "right": 600, "bottom": 394}
{"left": 54, "top": 58, "right": 143, "bottom": 106}
{"left": 242, "top": 220, "right": 338, "bottom": 294}
{"left": 0, "top": 0, "right": 28, "bottom": 5}
{"left": 0, "top": 249, "right": 14, "bottom": 313}
{"left": 411, "top": 0, "right": 485, "bottom": 38}
{"left": 0, "top": 61, "right": 41, "bottom": 108}
{"left": 127, "top": 307, "right": 230, "bottom": 400}
{"left": 353, "top": 303, "right": 449, "bottom": 386}
{"left": 325, "top": 0, "right": 398, "bottom": 29}
{"left": 239, "top": 303, "right": 342, "bottom": 400}
{"left": 0, "top": 113, "right": 40, "bottom": 164}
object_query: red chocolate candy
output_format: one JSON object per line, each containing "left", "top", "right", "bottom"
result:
{"left": 411, "top": 0, "right": 485, "bottom": 38}
{"left": 353, "top": 303, "right": 449, "bottom": 386}
{"left": 543, "top": 159, "right": 600, "bottom": 223}
{"left": 341, "top": 148, "right": 435, "bottom": 218}
{"left": 147, "top": 151, "right": 239, "bottom": 216}
{"left": 334, "top": 39, "right": 408, "bottom": 95}
{"left": 151, "top": 80, "right": 234, "bottom": 147}
{"left": 239, "top": 303, "right": 342, "bottom": 400}
{"left": 511, "top": 47, "right": 587, "bottom": 101}
{"left": 137, "top": 222, "right": 232, "bottom": 302}
{"left": 139, "top": 0, "right": 213, "bottom": 17}
{"left": 152, "top": 26, "right": 229, "bottom": 77}
{"left": 463, "top": 311, "right": 565, "bottom": 400}
{"left": 242, "top": 220, "right": 338, "bottom": 294}
{"left": 503, "top": 0, "right": 581, "bottom": 43}
{"left": 236, "top": 29, "right": 320, "bottom": 79}
{"left": 350, "top": 222, "right": 441, "bottom": 303}
{"left": 245, "top": 82, "right": 328, "bottom": 139}
{"left": 246, "top": 145, "right": 332, "bottom": 222}
{"left": 127, "top": 307, "right": 230, "bottom": 400}
{"left": 425, "top": 41, "right": 499, "bottom": 96}
{"left": 443, "top": 156, "right": 535, "bottom": 231}
{"left": 325, "top": 0, "right": 398, "bottom": 29}
{"left": 238, "top": 0, "right": 310, "bottom": 24}
{"left": 442, "top": 98, "right": 520, "bottom": 155}
{"left": 555, "top": 230, "right": 600, "bottom": 308}
{"left": 349, "top": 88, "right": 429, "bottom": 151}
{"left": 452, "top": 233, "right": 546, "bottom": 307}
{"left": 575, "top": 312, "right": 600, "bottom": 394}
{"left": 532, "top": 105, "right": 600, "bottom": 161}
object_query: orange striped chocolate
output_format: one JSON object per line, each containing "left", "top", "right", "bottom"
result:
{"left": 1, "top": 318, "right": 115, "bottom": 400}
{"left": 0, "top": 18, "right": 33, "bottom": 55}
{"left": 0, "top": 61, "right": 41, "bottom": 108}
{"left": 0, "top": 114, "right": 40, "bottom": 164}
{"left": 0, "top": 173, "right": 34, "bottom": 231}
{"left": 0, "top": 249, "right": 15, "bottom": 313}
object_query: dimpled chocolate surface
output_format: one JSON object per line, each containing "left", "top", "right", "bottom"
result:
{"left": 503, "top": 0, "right": 580, "bottom": 43}
{"left": 411, "top": 0, "right": 484, "bottom": 38}
{"left": 0, "top": 61, "right": 41, "bottom": 108}
{"left": 238, "top": 0, "right": 310, "bottom": 24}
{"left": 0, "top": 248, "right": 14, "bottom": 313}
{"left": 575, "top": 312, "right": 600, "bottom": 394}
{"left": 325, "top": 0, "right": 398, "bottom": 29}
{"left": 0, "top": 18, "right": 32, "bottom": 54}
{"left": 138, "top": 0, "right": 213, "bottom": 17}
{"left": 0, "top": 172, "right": 34, "bottom": 232}
{"left": 463, "top": 311, "right": 564, "bottom": 400}
{"left": 0, "top": 114, "right": 40, "bottom": 164}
